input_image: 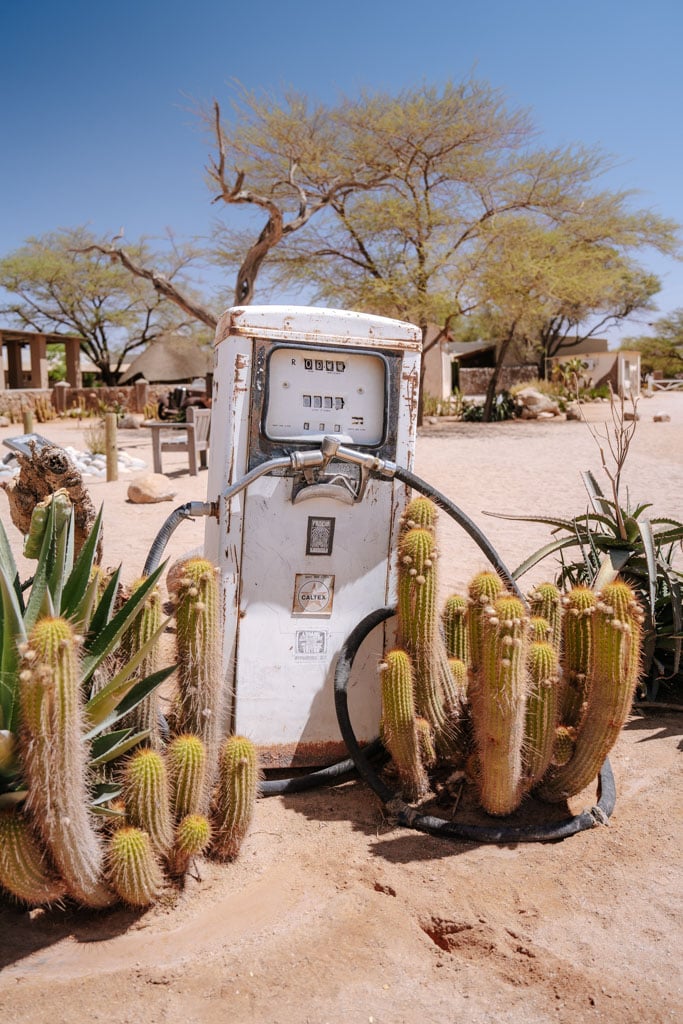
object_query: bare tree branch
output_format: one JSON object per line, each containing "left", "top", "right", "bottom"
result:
{"left": 78, "top": 243, "right": 218, "bottom": 328}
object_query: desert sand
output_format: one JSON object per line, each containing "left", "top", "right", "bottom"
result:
{"left": 0, "top": 393, "right": 681, "bottom": 1024}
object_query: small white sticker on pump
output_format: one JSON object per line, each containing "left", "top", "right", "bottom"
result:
{"left": 292, "top": 573, "right": 335, "bottom": 616}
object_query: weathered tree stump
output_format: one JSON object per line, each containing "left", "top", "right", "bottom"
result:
{"left": 4, "top": 442, "right": 101, "bottom": 559}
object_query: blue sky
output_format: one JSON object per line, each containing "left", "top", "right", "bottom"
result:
{"left": 2, "top": 0, "right": 682, "bottom": 344}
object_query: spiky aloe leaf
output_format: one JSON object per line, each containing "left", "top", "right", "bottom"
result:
{"left": 83, "top": 665, "right": 176, "bottom": 741}
{"left": 81, "top": 562, "right": 166, "bottom": 684}
{"left": 60, "top": 505, "right": 104, "bottom": 619}
{"left": 0, "top": 515, "right": 22, "bottom": 610}
{"left": 0, "top": 567, "right": 27, "bottom": 732}
{"left": 89, "top": 728, "right": 150, "bottom": 767}
{"left": 84, "top": 616, "right": 169, "bottom": 725}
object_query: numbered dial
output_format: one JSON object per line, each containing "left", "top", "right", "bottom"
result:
{"left": 263, "top": 347, "right": 387, "bottom": 446}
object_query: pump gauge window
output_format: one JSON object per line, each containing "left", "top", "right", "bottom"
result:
{"left": 263, "top": 346, "right": 387, "bottom": 446}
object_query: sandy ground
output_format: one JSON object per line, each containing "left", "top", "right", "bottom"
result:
{"left": 0, "top": 394, "right": 681, "bottom": 1023}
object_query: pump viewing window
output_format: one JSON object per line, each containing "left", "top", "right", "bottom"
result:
{"left": 262, "top": 346, "right": 388, "bottom": 446}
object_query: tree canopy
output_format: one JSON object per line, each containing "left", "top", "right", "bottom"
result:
{"left": 623, "top": 309, "right": 683, "bottom": 377}
{"left": 0, "top": 227, "right": 205, "bottom": 383}
{"left": 208, "top": 81, "right": 678, "bottom": 415}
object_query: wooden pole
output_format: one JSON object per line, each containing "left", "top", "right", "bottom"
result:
{"left": 105, "top": 412, "right": 118, "bottom": 481}
{"left": 22, "top": 409, "right": 34, "bottom": 434}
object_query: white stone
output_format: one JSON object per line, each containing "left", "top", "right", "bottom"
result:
{"left": 127, "top": 473, "right": 177, "bottom": 504}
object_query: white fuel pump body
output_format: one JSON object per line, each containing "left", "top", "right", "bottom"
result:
{"left": 204, "top": 306, "right": 421, "bottom": 767}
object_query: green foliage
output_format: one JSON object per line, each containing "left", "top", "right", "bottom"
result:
{"left": 0, "top": 226, "right": 201, "bottom": 384}
{"left": 492, "top": 471, "right": 682, "bottom": 696}
{"left": 624, "top": 309, "right": 683, "bottom": 378}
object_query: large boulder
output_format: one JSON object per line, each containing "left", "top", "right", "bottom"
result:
{"left": 127, "top": 473, "right": 177, "bottom": 504}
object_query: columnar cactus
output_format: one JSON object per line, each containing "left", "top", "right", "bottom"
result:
{"left": 108, "top": 826, "right": 164, "bottom": 907}
{"left": 551, "top": 725, "right": 577, "bottom": 767}
{"left": 528, "top": 582, "right": 562, "bottom": 654}
{"left": 379, "top": 649, "right": 429, "bottom": 802}
{"left": 523, "top": 640, "right": 560, "bottom": 789}
{"left": 169, "top": 559, "right": 224, "bottom": 781}
{"left": 400, "top": 496, "right": 438, "bottom": 534}
{"left": 0, "top": 809, "right": 67, "bottom": 906}
{"left": 122, "top": 748, "right": 174, "bottom": 857}
{"left": 467, "top": 571, "right": 505, "bottom": 672}
{"left": 212, "top": 736, "right": 259, "bottom": 861}
{"left": 469, "top": 595, "right": 529, "bottom": 816}
{"left": 120, "top": 577, "right": 162, "bottom": 747}
{"left": 442, "top": 594, "right": 469, "bottom": 664}
{"left": 18, "top": 617, "right": 112, "bottom": 908}
{"left": 539, "top": 580, "right": 643, "bottom": 802}
{"left": 560, "top": 586, "right": 598, "bottom": 729}
{"left": 397, "top": 528, "right": 461, "bottom": 756}
{"left": 169, "top": 814, "right": 212, "bottom": 878}
{"left": 167, "top": 734, "right": 208, "bottom": 819}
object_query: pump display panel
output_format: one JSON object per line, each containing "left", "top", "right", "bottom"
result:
{"left": 262, "top": 346, "right": 388, "bottom": 446}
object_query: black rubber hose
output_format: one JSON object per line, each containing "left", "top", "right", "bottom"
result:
{"left": 143, "top": 502, "right": 208, "bottom": 577}
{"left": 259, "top": 739, "right": 386, "bottom": 796}
{"left": 392, "top": 464, "right": 524, "bottom": 600}
{"left": 334, "top": 607, "right": 616, "bottom": 844}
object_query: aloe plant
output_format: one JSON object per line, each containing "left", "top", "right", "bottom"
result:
{"left": 487, "top": 473, "right": 682, "bottom": 697}
{"left": 0, "top": 495, "right": 176, "bottom": 906}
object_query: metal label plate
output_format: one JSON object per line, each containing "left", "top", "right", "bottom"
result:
{"left": 292, "top": 573, "right": 335, "bottom": 617}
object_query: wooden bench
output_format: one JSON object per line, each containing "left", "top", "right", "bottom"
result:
{"left": 146, "top": 407, "right": 211, "bottom": 476}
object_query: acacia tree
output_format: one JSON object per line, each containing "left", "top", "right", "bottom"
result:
{"left": 87, "top": 80, "right": 678, "bottom": 418}
{"left": 466, "top": 217, "right": 666, "bottom": 418}
{"left": 0, "top": 226, "right": 203, "bottom": 383}
{"left": 624, "top": 309, "right": 683, "bottom": 377}
{"left": 220, "top": 82, "right": 677, "bottom": 419}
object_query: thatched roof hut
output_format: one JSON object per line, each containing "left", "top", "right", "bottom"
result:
{"left": 119, "top": 335, "right": 213, "bottom": 384}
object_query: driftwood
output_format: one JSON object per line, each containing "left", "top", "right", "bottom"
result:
{"left": 4, "top": 442, "right": 101, "bottom": 560}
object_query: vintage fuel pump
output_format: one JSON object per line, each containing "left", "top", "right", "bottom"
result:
{"left": 202, "top": 305, "right": 421, "bottom": 767}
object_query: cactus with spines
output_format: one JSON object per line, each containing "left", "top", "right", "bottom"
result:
{"left": 529, "top": 616, "right": 551, "bottom": 644}
{"left": 397, "top": 527, "right": 461, "bottom": 757}
{"left": 528, "top": 582, "right": 562, "bottom": 654}
{"left": 379, "top": 650, "right": 429, "bottom": 802}
{"left": 448, "top": 657, "right": 468, "bottom": 701}
{"left": 169, "top": 559, "right": 224, "bottom": 782}
{"left": 108, "top": 827, "right": 164, "bottom": 907}
{"left": 523, "top": 640, "right": 560, "bottom": 790}
{"left": 120, "top": 577, "right": 163, "bottom": 747}
{"left": 442, "top": 594, "right": 469, "bottom": 664}
{"left": 212, "top": 736, "right": 259, "bottom": 861}
{"left": 539, "top": 580, "right": 643, "bottom": 802}
{"left": 0, "top": 809, "right": 67, "bottom": 906}
{"left": 560, "top": 586, "right": 598, "bottom": 729}
{"left": 167, "top": 735, "right": 208, "bottom": 819}
{"left": 468, "top": 595, "right": 529, "bottom": 816}
{"left": 400, "top": 496, "right": 438, "bottom": 534}
{"left": 415, "top": 716, "right": 436, "bottom": 769}
{"left": 122, "top": 749, "right": 174, "bottom": 857}
{"left": 551, "top": 726, "right": 577, "bottom": 767}
{"left": 169, "top": 814, "right": 212, "bottom": 878}
{"left": 18, "top": 617, "right": 113, "bottom": 908}
{"left": 467, "top": 571, "right": 505, "bottom": 672}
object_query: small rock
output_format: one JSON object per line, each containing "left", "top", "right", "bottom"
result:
{"left": 118, "top": 414, "right": 141, "bottom": 430}
{"left": 623, "top": 410, "right": 640, "bottom": 421}
{"left": 566, "top": 403, "right": 582, "bottom": 421}
{"left": 0, "top": 416, "right": 10, "bottom": 428}
{"left": 653, "top": 412, "right": 671, "bottom": 422}
{"left": 127, "top": 473, "right": 177, "bottom": 504}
